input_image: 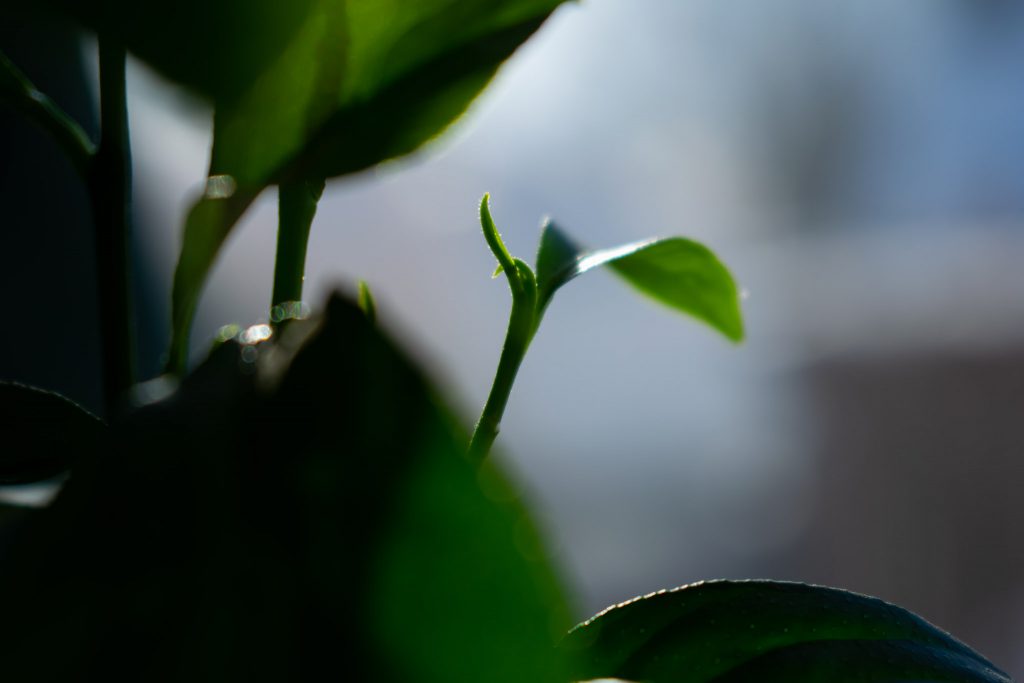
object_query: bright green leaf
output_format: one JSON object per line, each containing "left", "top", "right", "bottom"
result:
{"left": 161, "top": 1, "right": 570, "bottom": 374}
{"left": 0, "top": 382, "right": 103, "bottom": 484}
{"left": 534, "top": 222, "right": 744, "bottom": 342}
{"left": 604, "top": 238, "right": 744, "bottom": 342}
{"left": 559, "top": 580, "right": 1011, "bottom": 683}
{"left": 357, "top": 279, "right": 376, "bottom": 324}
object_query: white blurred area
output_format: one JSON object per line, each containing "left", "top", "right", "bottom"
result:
{"left": 126, "top": 0, "right": 1024, "bottom": 674}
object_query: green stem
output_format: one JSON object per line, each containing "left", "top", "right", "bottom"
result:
{"left": 271, "top": 178, "right": 325, "bottom": 321}
{"left": 0, "top": 50, "right": 96, "bottom": 181}
{"left": 468, "top": 195, "right": 539, "bottom": 463}
{"left": 467, "top": 276, "right": 536, "bottom": 463}
{"left": 89, "top": 40, "right": 134, "bottom": 416}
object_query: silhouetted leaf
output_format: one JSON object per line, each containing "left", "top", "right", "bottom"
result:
{"left": 0, "top": 382, "right": 103, "bottom": 484}
{"left": 559, "top": 580, "right": 1011, "bottom": 683}
{"left": 534, "top": 222, "right": 744, "bottom": 341}
{"left": 0, "top": 294, "right": 573, "bottom": 682}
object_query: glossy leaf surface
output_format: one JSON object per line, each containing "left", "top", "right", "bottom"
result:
{"left": 0, "top": 294, "right": 572, "bottom": 682}
{"left": 534, "top": 221, "right": 744, "bottom": 342}
{"left": 0, "top": 382, "right": 103, "bottom": 484}
{"left": 559, "top": 580, "right": 1011, "bottom": 683}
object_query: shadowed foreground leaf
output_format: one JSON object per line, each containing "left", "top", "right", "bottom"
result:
{"left": 559, "top": 580, "right": 1011, "bottom": 683}
{"left": 0, "top": 382, "right": 103, "bottom": 484}
{"left": 534, "top": 221, "right": 744, "bottom": 342}
{"left": 0, "top": 294, "right": 573, "bottom": 682}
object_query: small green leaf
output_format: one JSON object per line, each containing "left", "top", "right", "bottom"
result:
{"left": 480, "top": 194, "right": 519, "bottom": 281}
{"left": 357, "top": 279, "right": 377, "bottom": 324}
{"left": 604, "top": 238, "right": 744, "bottom": 342}
{"left": 534, "top": 222, "right": 744, "bottom": 342}
{"left": 0, "top": 382, "right": 103, "bottom": 484}
{"left": 559, "top": 580, "right": 1011, "bottom": 683}
{"left": 534, "top": 218, "right": 585, "bottom": 312}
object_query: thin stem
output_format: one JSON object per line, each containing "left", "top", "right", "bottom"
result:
{"left": 468, "top": 195, "right": 540, "bottom": 462}
{"left": 467, "top": 271, "right": 536, "bottom": 463}
{"left": 0, "top": 50, "right": 96, "bottom": 181}
{"left": 271, "top": 178, "right": 325, "bottom": 321}
{"left": 89, "top": 40, "right": 134, "bottom": 417}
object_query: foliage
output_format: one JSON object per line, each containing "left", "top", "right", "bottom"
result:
{"left": 0, "top": 1, "right": 1012, "bottom": 681}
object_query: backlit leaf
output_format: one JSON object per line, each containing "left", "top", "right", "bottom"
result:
{"left": 559, "top": 580, "right": 1011, "bottom": 683}
{"left": 534, "top": 222, "right": 744, "bottom": 342}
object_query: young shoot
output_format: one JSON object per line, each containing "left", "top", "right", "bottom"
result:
{"left": 469, "top": 194, "right": 745, "bottom": 462}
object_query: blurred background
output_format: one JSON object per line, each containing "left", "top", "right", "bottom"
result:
{"left": 3, "top": 0, "right": 1024, "bottom": 675}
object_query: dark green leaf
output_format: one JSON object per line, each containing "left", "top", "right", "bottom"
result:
{"left": 534, "top": 222, "right": 744, "bottom": 341}
{"left": 534, "top": 218, "right": 586, "bottom": 312}
{"left": 292, "top": 4, "right": 565, "bottom": 182}
{"left": 559, "top": 579, "right": 1011, "bottom": 683}
{"left": 0, "top": 382, "right": 103, "bottom": 484}
{"left": 0, "top": 294, "right": 573, "bottom": 682}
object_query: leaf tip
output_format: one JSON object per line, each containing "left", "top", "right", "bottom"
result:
{"left": 357, "top": 279, "right": 377, "bottom": 325}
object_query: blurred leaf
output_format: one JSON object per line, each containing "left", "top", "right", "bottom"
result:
{"left": 0, "top": 294, "right": 573, "bottom": 682}
{"left": 45, "top": 0, "right": 321, "bottom": 105}
{"left": 534, "top": 222, "right": 744, "bottom": 341}
{"left": 357, "top": 279, "right": 376, "bottom": 324}
{"left": 159, "top": 0, "right": 570, "bottom": 372}
{"left": 0, "top": 382, "right": 103, "bottom": 484}
{"left": 45, "top": 0, "right": 568, "bottom": 188}
{"left": 291, "top": 3, "right": 567, "bottom": 182}
{"left": 559, "top": 580, "right": 1011, "bottom": 683}
{"left": 166, "top": 187, "right": 258, "bottom": 376}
